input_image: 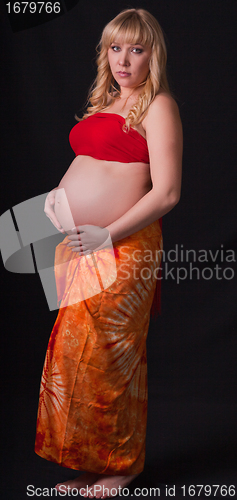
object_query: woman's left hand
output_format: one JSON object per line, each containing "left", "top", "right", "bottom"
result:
{"left": 67, "top": 225, "right": 110, "bottom": 254}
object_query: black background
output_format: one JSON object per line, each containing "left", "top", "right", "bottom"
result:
{"left": 1, "top": 0, "right": 237, "bottom": 498}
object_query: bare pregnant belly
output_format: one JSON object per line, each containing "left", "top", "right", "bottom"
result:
{"left": 54, "top": 156, "right": 152, "bottom": 232}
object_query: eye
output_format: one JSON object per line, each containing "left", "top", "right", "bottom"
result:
{"left": 132, "top": 47, "right": 143, "bottom": 54}
{"left": 110, "top": 45, "right": 120, "bottom": 52}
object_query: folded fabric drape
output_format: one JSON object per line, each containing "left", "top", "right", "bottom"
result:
{"left": 35, "top": 219, "right": 162, "bottom": 475}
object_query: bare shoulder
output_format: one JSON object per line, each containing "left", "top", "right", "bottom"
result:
{"left": 143, "top": 90, "right": 181, "bottom": 129}
{"left": 142, "top": 89, "right": 183, "bottom": 162}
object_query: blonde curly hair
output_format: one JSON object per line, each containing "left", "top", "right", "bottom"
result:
{"left": 79, "top": 8, "right": 171, "bottom": 131}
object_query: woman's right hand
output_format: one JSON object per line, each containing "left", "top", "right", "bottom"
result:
{"left": 44, "top": 188, "right": 65, "bottom": 233}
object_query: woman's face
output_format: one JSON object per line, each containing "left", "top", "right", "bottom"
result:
{"left": 107, "top": 40, "right": 152, "bottom": 90}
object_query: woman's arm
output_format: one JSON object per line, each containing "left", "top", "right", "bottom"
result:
{"left": 105, "top": 93, "right": 183, "bottom": 242}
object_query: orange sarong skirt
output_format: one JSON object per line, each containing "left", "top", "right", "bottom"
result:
{"left": 35, "top": 219, "right": 163, "bottom": 475}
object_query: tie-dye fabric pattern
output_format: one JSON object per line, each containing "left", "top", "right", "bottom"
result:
{"left": 35, "top": 220, "right": 162, "bottom": 474}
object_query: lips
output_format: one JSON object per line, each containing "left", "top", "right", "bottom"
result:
{"left": 117, "top": 71, "right": 131, "bottom": 77}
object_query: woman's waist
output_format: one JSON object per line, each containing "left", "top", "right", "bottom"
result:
{"left": 57, "top": 218, "right": 162, "bottom": 258}
{"left": 113, "top": 219, "right": 162, "bottom": 246}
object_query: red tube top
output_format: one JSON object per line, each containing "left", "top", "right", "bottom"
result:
{"left": 69, "top": 112, "right": 150, "bottom": 163}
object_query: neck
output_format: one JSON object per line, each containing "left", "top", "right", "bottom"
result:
{"left": 119, "top": 78, "right": 148, "bottom": 100}
{"left": 119, "top": 86, "right": 142, "bottom": 100}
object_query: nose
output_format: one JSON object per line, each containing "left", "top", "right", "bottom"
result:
{"left": 118, "top": 50, "right": 130, "bottom": 67}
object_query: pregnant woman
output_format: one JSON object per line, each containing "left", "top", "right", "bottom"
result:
{"left": 35, "top": 8, "right": 183, "bottom": 499}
